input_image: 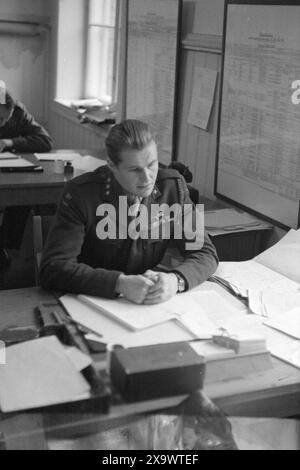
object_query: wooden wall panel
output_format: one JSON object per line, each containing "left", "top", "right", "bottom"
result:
{"left": 48, "top": 107, "right": 108, "bottom": 151}
{"left": 176, "top": 33, "right": 222, "bottom": 199}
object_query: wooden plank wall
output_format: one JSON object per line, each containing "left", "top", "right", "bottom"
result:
{"left": 48, "top": 103, "right": 108, "bottom": 150}
{"left": 176, "top": 33, "right": 222, "bottom": 200}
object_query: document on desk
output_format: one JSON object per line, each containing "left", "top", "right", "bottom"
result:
{"left": 248, "top": 289, "right": 300, "bottom": 317}
{"left": 60, "top": 294, "right": 194, "bottom": 348}
{"left": 255, "top": 228, "right": 300, "bottom": 284}
{"left": 215, "top": 259, "right": 300, "bottom": 299}
{"left": 34, "top": 152, "right": 82, "bottom": 162}
{"left": 0, "top": 336, "right": 91, "bottom": 413}
{"left": 263, "top": 307, "right": 300, "bottom": 340}
{"left": 78, "top": 294, "right": 179, "bottom": 331}
{"left": 60, "top": 290, "right": 243, "bottom": 347}
{"left": 0, "top": 157, "right": 36, "bottom": 168}
{"left": 262, "top": 326, "right": 300, "bottom": 369}
{"left": 0, "top": 152, "right": 20, "bottom": 159}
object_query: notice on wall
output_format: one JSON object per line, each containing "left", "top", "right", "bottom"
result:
{"left": 188, "top": 67, "right": 217, "bottom": 130}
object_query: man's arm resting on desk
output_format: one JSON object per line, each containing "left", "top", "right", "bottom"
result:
{"left": 8, "top": 103, "right": 53, "bottom": 153}
{"left": 39, "top": 183, "right": 123, "bottom": 298}
{"left": 150, "top": 176, "right": 219, "bottom": 291}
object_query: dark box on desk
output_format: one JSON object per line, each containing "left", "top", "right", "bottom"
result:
{"left": 110, "top": 342, "right": 206, "bottom": 403}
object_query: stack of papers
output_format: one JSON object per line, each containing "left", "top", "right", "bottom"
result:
{"left": 213, "top": 330, "right": 267, "bottom": 354}
{"left": 0, "top": 336, "right": 91, "bottom": 413}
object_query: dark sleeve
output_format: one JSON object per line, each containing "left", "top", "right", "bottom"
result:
{"left": 11, "top": 104, "right": 53, "bottom": 153}
{"left": 39, "top": 183, "right": 122, "bottom": 297}
{"left": 169, "top": 176, "right": 219, "bottom": 290}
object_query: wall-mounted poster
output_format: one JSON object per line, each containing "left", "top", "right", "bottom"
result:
{"left": 216, "top": 1, "right": 300, "bottom": 229}
{"left": 125, "top": 0, "right": 181, "bottom": 165}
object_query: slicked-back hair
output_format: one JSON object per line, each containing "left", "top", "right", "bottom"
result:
{"left": 105, "top": 119, "right": 155, "bottom": 165}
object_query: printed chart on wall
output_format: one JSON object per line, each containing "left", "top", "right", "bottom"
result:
{"left": 125, "top": 0, "right": 181, "bottom": 165}
{"left": 216, "top": 1, "right": 300, "bottom": 228}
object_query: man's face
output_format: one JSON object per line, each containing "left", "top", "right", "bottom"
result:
{"left": 109, "top": 142, "right": 159, "bottom": 198}
{"left": 0, "top": 106, "right": 13, "bottom": 128}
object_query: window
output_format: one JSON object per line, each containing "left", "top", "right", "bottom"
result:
{"left": 85, "top": 0, "right": 117, "bottom": 103}
{"left": 56, "top": 0, "right": 119, "bottom": 106}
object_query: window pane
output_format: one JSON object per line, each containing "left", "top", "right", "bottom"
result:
{"left": 89, "top": 0, "right": 116, "bottom": 27}
{"left": 85, "top": 26, "right": 115, "bottom": 103}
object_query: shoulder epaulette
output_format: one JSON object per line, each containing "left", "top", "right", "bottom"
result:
{"left": 156, "top": 168, "right": 182, "bottom": 181}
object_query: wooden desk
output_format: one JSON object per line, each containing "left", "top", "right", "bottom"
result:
{"left": 200, "top": 197, "right": 274, "bottom": 261}
{"left": 0, "top": 150, "right": 106, "bottom": 207}
{"left": 0, "top": 287, "right": 299, "bottom": 421}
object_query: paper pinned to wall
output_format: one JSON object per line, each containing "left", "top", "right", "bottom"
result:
{"left": 188, "top": 67, "right": 217, "bottom": 130}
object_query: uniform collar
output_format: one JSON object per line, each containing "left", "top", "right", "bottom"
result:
{"left": 102, "top": 169, "right": 161, "bottom": 204}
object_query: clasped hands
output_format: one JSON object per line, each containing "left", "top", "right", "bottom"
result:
{"left": 115, "top": 270, "right": 178, "bottom": 304}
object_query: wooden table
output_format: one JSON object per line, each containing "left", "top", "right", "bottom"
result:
{"left": 0, "top": 150, "right": 106, "bottom": 207}
{"left": 0, "top": 287, "right": 299, "bottom": 420}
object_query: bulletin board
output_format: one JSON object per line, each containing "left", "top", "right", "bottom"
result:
{"left": 125, "top": 0, "right": 181, "bottom": 165}
{"left": 215, "top": 0, "right": 300, "bottom": 229}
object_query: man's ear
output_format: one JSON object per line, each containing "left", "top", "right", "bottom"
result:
{"left": 106, "top": 157, "right": 116, "bottom": 171}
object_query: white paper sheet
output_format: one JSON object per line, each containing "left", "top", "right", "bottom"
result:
{"left": 34, "top": 152, "right": 82, "bottom": 162}
{"left": 0, "top": 336, "right": 90, "bottom": 412}
{"left": 255, "top": 228, "right": 300, "bottom": 284}
{"left": 215, "top": 260, "right": 300, "bottom": 298}
{"left": 64, "top": 346, "right": 93, "bottom": 371}
{"left": 0, "top": 152, "right": 20, "bottom": 160}
{"left": 59, "top": 294, "right": 193, "bottom": 349}
{"left": 0, "top": 157, "right": 35, "bottom": 168}
{"left": 264, "top": 307, "right": 300, "bottom": 340}
{"left": 188, "top": 67, "right": 217, "bottom": 130}
{"left": 78, "top": 294, "right": 179, "bottom": 331}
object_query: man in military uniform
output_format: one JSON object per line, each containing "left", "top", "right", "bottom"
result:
{"left": 0, "top": 87, "right": 53, "bottom": 269}
{"left": 40, "top": 120, "right": 218, "bottom": 304}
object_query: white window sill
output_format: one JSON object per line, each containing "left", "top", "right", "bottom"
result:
{"left": 51, "top": 100, "right": 114, "bottom": 137}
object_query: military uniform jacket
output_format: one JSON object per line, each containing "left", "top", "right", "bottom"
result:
{"left": 0, "top": 101, "right": 52, "bottom": 153}
{"left": 40, "top": 166, "right": 219, "bottom": 298}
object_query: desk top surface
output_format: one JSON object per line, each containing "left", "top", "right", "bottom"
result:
{"left": 0, "top": 286, "right": 299, "bottom": 420}
{"left": 0, "top": 149, "right": 106, "bottom": 189}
